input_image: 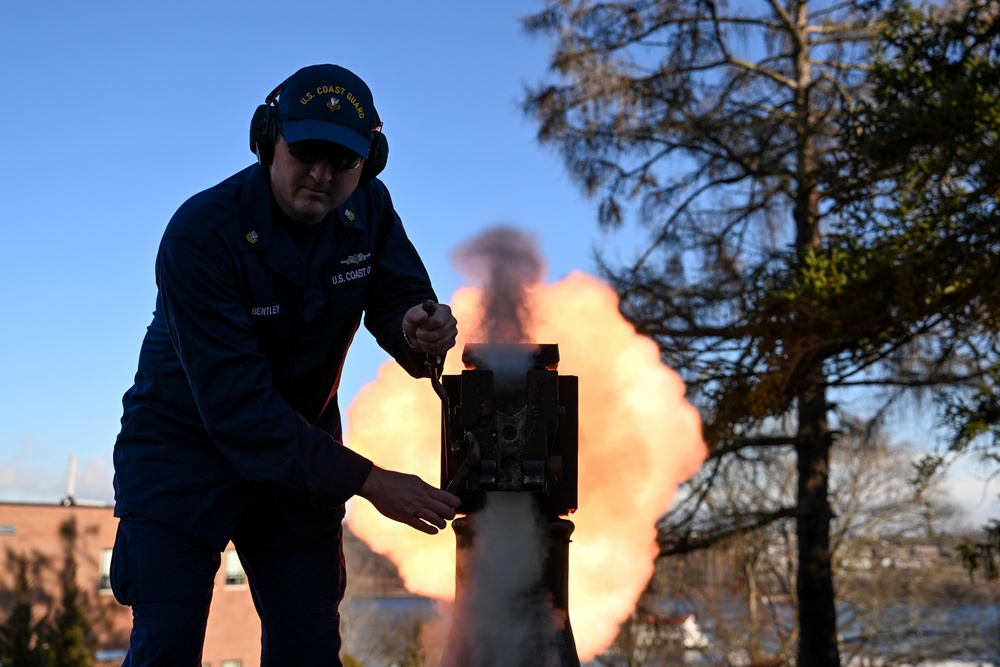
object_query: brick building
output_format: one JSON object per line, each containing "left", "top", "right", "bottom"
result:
{"left": 0, "top": 501, "right": 261, "bottom": 667}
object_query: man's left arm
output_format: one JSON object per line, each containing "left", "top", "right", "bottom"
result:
{"left": 361, "top": 184, "right": 457, "bottom": 374}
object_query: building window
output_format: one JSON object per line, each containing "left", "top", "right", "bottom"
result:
{"left": 99, "top": 548, "right": 113, "bottom": 591}
{"left": 221, "top": 661, "right": 241, "bottom": 667}
{"left": 224, "top": 550, "right": 245, "bottom": 586}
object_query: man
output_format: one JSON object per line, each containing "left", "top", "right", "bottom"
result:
{"left": 110, "top": 63, "right": 461, "bottom": 666}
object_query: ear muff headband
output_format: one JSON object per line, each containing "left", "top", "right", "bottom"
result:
{"left": 249, "top": 77, "right": 388, "bottom": 185}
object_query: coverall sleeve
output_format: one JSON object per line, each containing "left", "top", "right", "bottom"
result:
{"left": 362, "top": 185, "right": 441, "bottom": 377}
{"left": 156, "top": 233, "right": 374, "bottom": 505}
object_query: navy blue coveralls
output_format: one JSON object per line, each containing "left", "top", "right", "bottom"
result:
{"left": 111, "top": 163, "right": 436, "bottom": 665}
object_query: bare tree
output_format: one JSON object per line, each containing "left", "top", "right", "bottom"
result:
{"left": 522, "top": 0, "right": 1000, "bottom": 663}
{"left": 642, "top": 432, "right": 965, "bottom": 665}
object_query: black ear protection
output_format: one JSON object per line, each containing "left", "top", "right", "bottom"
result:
{"left": 248, "top": 79, "right": 284, "bottom": 168}
{"left": 361, "top": 129, "right": 389, "bottom": 187}
{"left": 249, "top": 77, "right": 388, "bottom": 186}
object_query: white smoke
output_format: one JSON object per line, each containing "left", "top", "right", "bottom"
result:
{"left": 442, "top": 494, "right": 559, "bottom": 667}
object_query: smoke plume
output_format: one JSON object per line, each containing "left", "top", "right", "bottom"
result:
{"left": 451, "top": 225, "right": 545, "bottom": 344}
{"left": 451, "top": 226, "right": 546, "bottom": 388}
{"left": 441, "top": 227, "right": 559, "bottom": 665}
{"left": 442, "top": 494, "right": 559, "bottom": 667}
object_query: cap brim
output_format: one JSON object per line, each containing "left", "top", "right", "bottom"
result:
{"left": 281, "top": 119, "right": 371, "bottom": 158}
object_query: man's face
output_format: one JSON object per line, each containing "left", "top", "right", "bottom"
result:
{"left": 269, "top": 135, "right": 363, "bottom": 225}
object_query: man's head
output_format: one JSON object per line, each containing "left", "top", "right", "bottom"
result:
{"left": 253, "top": 64, "right": 386, "bottom": 224}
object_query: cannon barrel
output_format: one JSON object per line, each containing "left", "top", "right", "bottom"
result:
{"left": 439, "top": 343, "right": 581, "bottom": 667}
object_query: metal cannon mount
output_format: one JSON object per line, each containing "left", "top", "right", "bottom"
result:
{"left": 438, "top": 343, "right": 578, "bottom": 517}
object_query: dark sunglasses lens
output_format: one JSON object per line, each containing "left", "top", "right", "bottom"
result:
{"left": 322, "top": 151, "right": 359, "bottom": 170}
{"left": 331, "top": 153, "right": 363, "bottom": 170}
{"left": 288, "top": 142, "right": 362, "bottom": 170}
{"left": 287, "top": 142, "right": 321, "bottom": 163}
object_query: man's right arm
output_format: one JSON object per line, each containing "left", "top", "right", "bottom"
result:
{"left": 156, "top": 232, "right": 373, "bottom": 504}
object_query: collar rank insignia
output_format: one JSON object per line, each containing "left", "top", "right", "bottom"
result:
{"left": 246, "top": 230, "right": 260, "bottom": 244}
{"left": 327, "top": 97, "right": 341, "bottom": 112}
{"left": 345, "top": 209, "right": 355, "bottom": 221}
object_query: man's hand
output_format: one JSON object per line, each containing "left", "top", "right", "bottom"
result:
{"left": 402, "top": 302, "right": 458, "bottom": 357}
{"left": 357, "top": 466, "right": 461, "bottom": 534}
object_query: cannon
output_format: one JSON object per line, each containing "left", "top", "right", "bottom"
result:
{"left": 438, "top": 342, "right": 577, "bottom": 517}
{"left": 432, "top": 342, "right": 580, "bottom": 667}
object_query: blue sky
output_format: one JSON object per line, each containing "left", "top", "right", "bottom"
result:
{"left": 0, "top": 0, "right": 622, "bottom": 503}
{"left": 1, "top": 1, "right": 996, "bottom": 525}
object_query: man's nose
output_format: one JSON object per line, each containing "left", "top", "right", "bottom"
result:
{"left": 309, "top": 159, "right": 334, "bottom": 183}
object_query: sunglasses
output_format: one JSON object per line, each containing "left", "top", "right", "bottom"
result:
{"left": 286, "top": 140, "right": 363, "bottom": 171}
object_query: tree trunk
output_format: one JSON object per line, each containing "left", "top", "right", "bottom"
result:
{"left": 795, "top": 376, "right": 840, "bottom": 666}
{"left": 746, "top": 552, "right": 762, "bottom": 660}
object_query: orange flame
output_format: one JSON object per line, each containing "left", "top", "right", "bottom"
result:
{"left": 345, "top": 270, "right": 707, "bottom": 660}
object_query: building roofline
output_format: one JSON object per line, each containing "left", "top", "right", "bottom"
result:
{"left": 0, "top": 499, "right": 113, "bottom": 509}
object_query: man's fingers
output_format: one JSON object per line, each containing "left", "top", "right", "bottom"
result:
{"left": 418, "top": 305, "right": 456, "bottom": 333}
{"left": 417, "top": 510, "right": 447, "bottom": 531}
{"left": 431, "top": 488, "right": 462, "bottom": 509}
{"left": 420, "top": 329, "right": 458, "bottom": 355}
{"left": 427, "top": 498, "right": 458, "bottom": 521}
{"left": 409, "top": 495, "right": 458, "bottom": 533}
{"left": 432, "top": 501, "right": 456, "bottom": 523}
{"left": 424, "top": 303, "right": 451, "bottom": 326}
{"left": 413, "top": 517, "right": 440, "bottom": 535}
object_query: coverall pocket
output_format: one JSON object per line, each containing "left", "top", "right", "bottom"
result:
{"left": 326, "top": 283, "right": 366, "bottom": 316}
{"left": 109, "top": 518, "right": 136, "bottom": 606}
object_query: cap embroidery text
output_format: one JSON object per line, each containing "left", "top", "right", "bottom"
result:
{"left": 296, "top": 86, "right": 365, "bottom": 119}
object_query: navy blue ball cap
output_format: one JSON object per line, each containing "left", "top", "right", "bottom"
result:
{"left": 276, "top": 64, "right": 379, "bottom": 158}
